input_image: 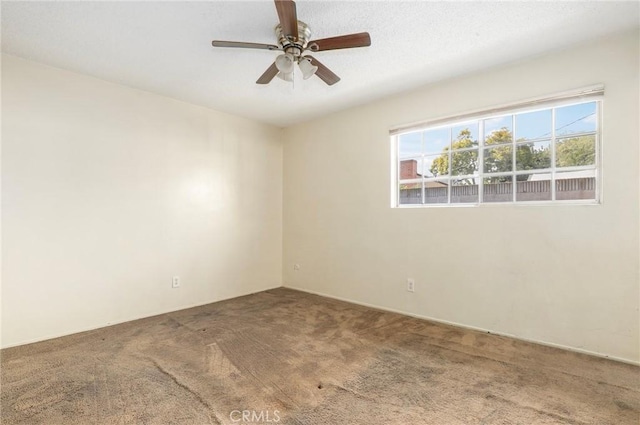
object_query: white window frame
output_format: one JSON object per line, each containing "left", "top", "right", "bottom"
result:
{"left": 390, "top": 86, "right": 603, "bottom": 208}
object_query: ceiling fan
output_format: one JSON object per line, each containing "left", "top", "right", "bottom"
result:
{"left": 211, "top": 0, "right": 371, "bottom": 86}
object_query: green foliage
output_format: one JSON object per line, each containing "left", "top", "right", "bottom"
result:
{"left": 428, "top": 128, "right": 595, "bottom": 184}
{"left": 483, "top": 128, "right": 513, "bottom": 181}
{"left": 514, "top": 141, "right": 551, "bottom": 181}
{"left": 485, "top": 128, "right": 512, "bottom": 146}
{"left": 430, "top": 154, "right": 448, "bottom": 178}
{"left": 430, "top": 129, "right": 478, "bottom": 184}
{"left": 556, "top": 136, "right": 595, "bottom": 167}
{"left": 516, "top": 144, "right": 550, "bottom": 170}
{"left": 430, "top": 123, "right": 580, "bottom": 183}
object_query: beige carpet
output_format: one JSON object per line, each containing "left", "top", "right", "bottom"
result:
{"left": 1, "top": 288, "right": 638, "bottom": 424}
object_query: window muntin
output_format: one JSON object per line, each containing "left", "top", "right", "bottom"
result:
{"left": 394, "top": 99, "right": 599, "bottom": 206}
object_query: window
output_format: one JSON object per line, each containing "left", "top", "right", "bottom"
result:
{"left": 392, "top": 88, "right": 601, "bottom": 207}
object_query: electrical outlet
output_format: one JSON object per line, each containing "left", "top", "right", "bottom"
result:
{"left": 172, "top": 276, "right": 181, "bottom": 288}
{"left": 293, "top": 264, "right": 300, "bottom": 271}
{"left": 407, "top": 278, "right": 415, "bottom": 292}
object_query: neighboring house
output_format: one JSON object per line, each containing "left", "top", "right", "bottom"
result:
{"left": 400, "top": 159, "right": 447, "bottom": 189}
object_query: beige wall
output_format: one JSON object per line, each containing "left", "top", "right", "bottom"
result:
{"left": 282, "top": 30, "right": 640, "bottom": 363}
{"left": 2, "top": 31, "right": 638, "bottom": 363}
{"left": 1, "top": 54, "right": 283, "bottom": 348}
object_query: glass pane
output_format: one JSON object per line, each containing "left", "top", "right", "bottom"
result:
{"left": 399, "top": 158, "right": 422, "bottom": 181}
{"left": 516, "top": 173, "right": 551, "bottom": 202}
{"left": 424, "top": 179, "right": 449, "bottom": 204}
{"left": 555, "top": 169, "right": 596, "bottom": 201}
{"left": 452, "top": 122, "right": 479, "bottom": 146}
{"left": 555, "top": 135, "right": 596, "bottom": 167}
{"left": 399, "top": 182, "right": 423, "bottom": 205}
{"left": 451, "top": 126, "right": 478, "bottom": 150}
{"left": 422, "top": 154, "right": 449, "bottom": 178}
{"left": 555, "top": 102, "right": 597, "bottom": 136}
{"left": 484, "top": 115, "right": 513, "bottom": 144}
{"left": 516, "top": 141, "right": 551, "bottom": 171}
{"left": 399, "top": 132, "right": 422, "bottom": 157}
{"left": 484, "top": 145, "right": 513, "bottom": 174}
{"left": 451, "top": 179, "right": 478, "bottom": 203}
{"left": 483, "top": 176, "right": 513, "bottom": 203}
{"left": 515, "top": 109, "right": 552, "bottom": 141}
{"left": 424, "top": 127, "right": 450, "bottom": 154}
{"left": 451, "top": 149, "right": 478, "bottom": 176}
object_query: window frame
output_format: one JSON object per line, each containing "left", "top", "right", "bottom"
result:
{"left": 390, "top": 87, "right": 603, "bottom": 208}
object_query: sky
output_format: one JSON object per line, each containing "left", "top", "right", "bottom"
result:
{"left": 398, "top": 101, "right": 597, "bottom": 177}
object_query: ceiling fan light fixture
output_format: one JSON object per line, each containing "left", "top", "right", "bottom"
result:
{"left": 298, "top": 57, "right": 318, "bottom": 80}
{"left": 211, "top": 0, "right": 372, "bottom": 86}
{"left": 276, "top": 71, "right": 294, "bottom": 82}
{"left": 275, "top": 53, "right": 295, "bottom": 73}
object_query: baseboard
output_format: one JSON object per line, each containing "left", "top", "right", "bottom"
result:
{"left": 1, "top": 284, "right": 282, "bottom": 350}
{"left": 284, "top": 285, "right": 640, "bottom": 366}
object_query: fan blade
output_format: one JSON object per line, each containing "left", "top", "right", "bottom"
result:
{"left": 212, "top": 40, "right": 280, "bottom": 51}
{"left": 274, "top": 0, "right": 298, "bottom": 41}
{"left": 306, "top": 56, "right": 340, "bottom": 86}
{"left": 256, "top": 62, "right": 279, "bottom": 84}
{"left": 307, "top": 32, "right": 371, "bottom": 52}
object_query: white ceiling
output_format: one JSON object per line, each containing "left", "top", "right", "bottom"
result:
{"left": 2, "top": 1, "right": 639, "bottom": 127}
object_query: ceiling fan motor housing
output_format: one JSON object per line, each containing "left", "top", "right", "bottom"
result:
{"left": 276, "top": 21, "right": 311, "bottom": 59}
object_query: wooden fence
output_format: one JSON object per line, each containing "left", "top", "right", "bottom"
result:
{"left": 400, "top": 177, "right": 595, "bottom": 204}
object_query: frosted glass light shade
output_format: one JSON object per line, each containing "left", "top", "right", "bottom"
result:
{"left": 277, "top": 71, "right": 294, "bottom": 82}
{"left": 275, "top": 54, "right": 295, "bottom": 74}
{"left": 298, "top": 57, "right": 318, "bottom": 80}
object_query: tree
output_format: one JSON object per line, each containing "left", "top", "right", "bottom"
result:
{"left": 429, "top": 127, "right": 589, "bottom": 183}
{"left": 556, "top": 136, "right": 595, "bottom": 167}
{"left": 483, "top": 128, "right": 513, "bottom": 182}
{"left": 483, "top": 128, "right": 553, "bottom": 181}
{"left": 430, "top": 129, "right": 478, "bottom": 184}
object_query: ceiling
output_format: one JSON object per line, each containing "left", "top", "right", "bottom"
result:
{"left": 2, "top": 1, "right": 638, "bottom": 127}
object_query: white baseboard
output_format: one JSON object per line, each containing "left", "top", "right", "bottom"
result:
{"left": 283, "top": 285, "right": 640, "bottom": 366}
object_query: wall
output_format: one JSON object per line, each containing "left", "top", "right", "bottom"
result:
{"left": 1, "top": 54, "right": 283, "bottom": 348}
{"left": 282, "top": 30, "right": 640, "bottom": 363}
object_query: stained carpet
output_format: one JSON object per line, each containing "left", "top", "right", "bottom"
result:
{"left": 1, "top": 288, "right": 638, "bottom": 424}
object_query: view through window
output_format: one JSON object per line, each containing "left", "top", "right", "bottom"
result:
{"left": 394, "top": 98, "right": 600, "bottom": 206}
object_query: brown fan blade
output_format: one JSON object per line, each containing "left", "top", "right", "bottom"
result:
{"left": 307, "top": 32, "right": 371, "bottom": 52}
{"left": 256, "top": 62, "right": 279, "bottom": 85}
{"left": 274, "top": 0, "right": 298, "bottom": 41}
{"left": 306, "top": 56, "right": 340, "bottom": 86}
{"left": 212, "top": 40, "right": 280, "bottom": 51}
